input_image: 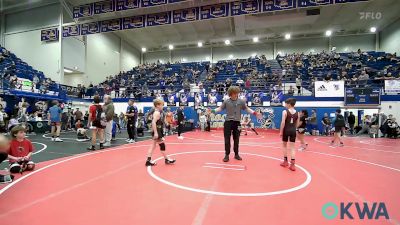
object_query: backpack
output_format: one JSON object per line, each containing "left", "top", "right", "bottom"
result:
{"left": 334, "top": 114, "right": 345, "bottom": 127}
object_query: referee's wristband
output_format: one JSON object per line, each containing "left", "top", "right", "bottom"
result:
{"left": 252, "top": 111, "right": 257, "bottom": 116}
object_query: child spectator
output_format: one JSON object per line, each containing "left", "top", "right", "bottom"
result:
{"left": 8, "top": 126, "right": 35, "bottom": 173}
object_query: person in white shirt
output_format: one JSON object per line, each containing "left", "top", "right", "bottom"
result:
{"left": 199, "top": 112, "right": 206, "bottom": 131}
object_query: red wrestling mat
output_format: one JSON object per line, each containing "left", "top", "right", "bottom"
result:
{"left": 0, "top": 130, "right": 399, "bottom": 225}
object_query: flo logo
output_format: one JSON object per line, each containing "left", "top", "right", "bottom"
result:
{"left": 322, "top": 202, "right": 389, "bottom": 220}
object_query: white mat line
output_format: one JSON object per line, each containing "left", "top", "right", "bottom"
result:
{"left": 202, "top": 166, "right": 245, "bottom": 171}
{"left": 204, "top": 162, "right": 245, "bottom": 168}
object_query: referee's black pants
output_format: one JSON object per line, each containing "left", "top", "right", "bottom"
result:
{"left": 224, "top": 120, "right": 241, "bottom": 156}
{"left": 178, "top": 121, "right": 184, "bottom": 136}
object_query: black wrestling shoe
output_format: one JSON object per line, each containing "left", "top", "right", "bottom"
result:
{"left": 223, "top": 155, "right": 229, "bottom": 162}
{"left": 99, "top": 143, "right": 104, "bottom": 150}
{"left": 0, "top": 174, "right": 14, "bottom": 184}
{"left": 234, "top": 154, "right": 242, "bottom": 160}
{"left": 145, "top": 160, "right": 156, "bottom": 166}
{"left": 165, "top": 158, "right": 176, "bottom": 165}
{"left": 87, "top": 146, "right": 95, "bottom": 151}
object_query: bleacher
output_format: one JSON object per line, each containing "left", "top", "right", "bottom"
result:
{"left": 0, "top": 46, "right": 61, "bottom": 95}
{"left": 1, "top": 45, "right": 399, "bottom": 102}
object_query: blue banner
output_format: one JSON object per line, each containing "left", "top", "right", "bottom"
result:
{"left": 173, "top": 7, "right": 199, "bottom": 23}
{"left": 263, "top": 0, "right": 296, "bottom": 11}
{"left": 94, "top": 0, "right": 115, "bottom": 14}
{"left": 62, "top": 25, "right": 80, "bottom": 37}
{"left": 81, "top": 22, "right": 101, "bottom": 35}
{"left": 100, "top": 19, "right": 122, "bottom": 32}
{"left": 41, "top": 28, "right": 59, "bottom": 41}
{"left": 142, "top": 0, "right": 167, "bottom": 7}
{"left": 200, "top": 3, "right": 229, "bottom": 20}
{"left": 147, "top": 12, "right": 171, "bottom": 26}
{"left": 231, "top": 0, "right": 261, "bottom": 16}
{"left": 335, "top": 0, "right": 368, "bottom": 3}
{"left": 73, "top": 4, "right": 93, "bottom": 18}
{"left": 298, "top": 0, "right": 333, "bottom": 7}
{"left": 116, "top": 0, "right": 140, "bottom": 11}
{"left": 123, "top": 15, "right": 146, "bottom": 29}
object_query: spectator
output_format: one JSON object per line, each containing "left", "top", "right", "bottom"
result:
{"left": 74, "top": 108, "right": 83, "bottom": 123}
{"left": 321, "top": 113, "right": 331, "bottom": 136}
{"left": 295, "top": 76, "right": 302, "bottom": 95}
{"left": 356, "top": 115, "right": 372, "bottom": 136}
{"left": 350, "top": 74, "right": 358, "bottom": 87}
{"left": 287, "top": 86, "right": 295, "bottom": 96}
{"left": 387, "top": 117, "right": 398, "bottom": 139}
{"left": 48, "top": 100, "right": 63, "bottom": 142}
{"left": 8, "top": 126, "right": 35, "bottom": 174}
{"left": 358, "top": 70, "right": 369, "bottom": 86}
{"left": 348, "top": 112, "right": 356, "bottom": 135}
{"left": 308, "top": 109, "right": 318, "bottom": 135}
{"left": 119, "top": 112, "right": 126, "bottom": 129}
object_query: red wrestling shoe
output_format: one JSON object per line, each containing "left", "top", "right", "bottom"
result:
{"left": 280, "top": 160, "right": 289, "bottom": 167}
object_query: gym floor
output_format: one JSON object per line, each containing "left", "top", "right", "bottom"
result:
{"left": 0, "top": 129, "right": 399, "bottom": 225}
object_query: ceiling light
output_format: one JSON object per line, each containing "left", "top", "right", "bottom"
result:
{"left": 285, "top": 33, "right": 291, "bottom": 40}
{"left": 168, "top": 44, "right": 174, "bottom": 50}
{"left": 198, "top": 42, "right": 203, "bottom": 47}
{"left": 370, "top": 27, "right": 377, "bottom": 33}
{"left": 325, "top": 30, "right": 332, "bottom": 37}
{"left": 253, "top": 37, "right": 259, "bottom": 43}
{"left": 64, "top": 68, "right": 73, "bottom": 73}
{"left": 141, "top": 47, "right": 147, "bottom": 52}
{"left": 225, "top": 40, "right": 231, "bottom": 45}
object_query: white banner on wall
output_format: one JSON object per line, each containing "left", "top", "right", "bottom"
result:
{"left": 314, "top": 80, "right": 344, "bottom": 97}
{"left": 385, "top": 80, "right": 400, "bottom": 94}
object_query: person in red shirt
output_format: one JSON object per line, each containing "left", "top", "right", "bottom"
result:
{"left": 87, "top": 95, "right": 105, "bottom": 150}
{"left": 8, "top": 126, "right": 35, "bottom": 173}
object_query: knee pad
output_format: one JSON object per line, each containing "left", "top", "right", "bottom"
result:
{"left": 159, "top": 143, "right": 166, "bottom": 151}
{"left": 9, "top": 163, "right": 21, "bottom": 173}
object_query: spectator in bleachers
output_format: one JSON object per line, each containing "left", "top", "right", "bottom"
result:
{"left": 0, "top": 109, "right": 6, "bottom": 133}
{"left": 287, "top": 86, "right": 295, "bottom": 96}
{"left": 350, "top": 74, "right": 358, "bottom": 87}
{"left": 358, "top": 70, "right": 369, "bottom": 86}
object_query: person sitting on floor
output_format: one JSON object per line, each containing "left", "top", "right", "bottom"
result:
{"left": 8, "top": 126, "right": 35, "bottom": 174}
{"left": 76, "top": 119, "right": 90, "bottom": 142}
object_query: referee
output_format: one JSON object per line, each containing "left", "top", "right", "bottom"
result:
{"left": 209, "top": 86, "right": 262, "bottom": 162}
